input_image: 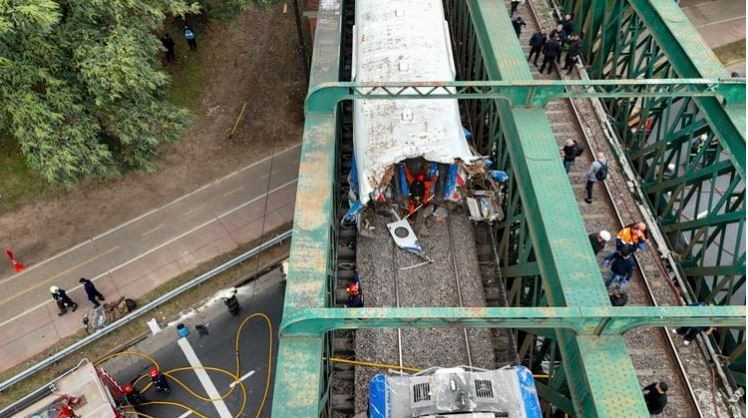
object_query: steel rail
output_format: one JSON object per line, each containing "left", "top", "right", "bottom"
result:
{"left": 522, "top": 0, "right": 707, "bottom": 415}
{"left": 0, "top": 229, "right": 292, "bottom": 393}
{"left": 392, "top": 243, "right": 404, "bottom": 369}
{"left": 447, "top": 212, "right": 474, "bottom": 367}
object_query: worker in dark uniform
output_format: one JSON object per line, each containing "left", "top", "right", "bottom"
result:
{"left": 561, "top": 14, "right": 574, "bottom": 39}
{"left": 547, "top": 25, "right": 566, "bottom": 63}
{"left": 79, "top": 277, "right": 105, "bottom": 308}
{"left": 160, "top": 34, "right": 175, "bottom": 62}
{"left": 510, "top": 0, "right": 522, "bottom": 16}
{"left": 123, "top": 384, "right": 147, "bottom": 413}
{"left": 609, "top": 289, "right": 628, "bottom": 306}
{"left": 605, "top": 252, "right": 634, "bottom": 291}
{"left": 673, "top": 302, "right": 716, "bottom": 346}
{"left": 149, "top": 367, "right": 171, "bottom": 393}
{"left": 563, "top": 34, "right": 583, "bottom": 75}
{"left": 540, "top": 37, "right": 561, "bottom": 74}
{"left": 588, "top": 230, "right": 611, "bottom": 255}
{"left": 642, "top": 381, "right": 668, "bottom": 415}
{"left": 50, "top": 286, "right": 78, "bottom": 316}
{"left": 528, "top": 28, "right": 546, "bottom": 65}
{"left": 512, "top": 16, "right": 526, "bottom": 37}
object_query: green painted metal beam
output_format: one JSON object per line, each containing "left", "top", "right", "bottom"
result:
{"left": 279, "top": 306, "right": 746, "bottom": 336}
{"left": 272, "top": 0, "right": 342, "bottom": 416}
{"left": 304, "top": 79, "right": 745, "bottom": 113}
{"left": 644, "top": 160, "right": 733, "bottom": 193}
{"left": 626, "top": 0, "right": 746, "bottom": 179}
{"left": 536, "top": 381, "right": 575, "bottom": 414}
{"left": 468, "top": 1, "right": 650, "bottom": 416}
{"left": 501, "top": 261, "right": 541, "bottom": 277}
{"left": 683, "top": 265, "right": 746, "bottom": 278}
{"left": 662, "top": 210, "right": 746, "bottom": 233}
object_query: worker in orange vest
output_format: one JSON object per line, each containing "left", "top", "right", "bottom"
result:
{"left": 604, "top": 222, "right": 649, "bottom": 267}
{"left": 403, "top": 165, "right": 438, "bottom": 217}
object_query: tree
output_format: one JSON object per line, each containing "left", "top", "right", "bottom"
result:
{"left": 0, "top": 0, "right": 199, "bottom": 185}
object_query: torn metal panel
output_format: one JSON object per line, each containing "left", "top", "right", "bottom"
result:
{"left": 352, "top": 0, "right": 480, "bottom": 205}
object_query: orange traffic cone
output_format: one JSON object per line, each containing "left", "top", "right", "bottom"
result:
{"left": 5, "top": 249, "right": 25, "bottom": 273}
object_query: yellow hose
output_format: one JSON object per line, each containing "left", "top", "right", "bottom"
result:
{"left": 94, "top": 312, "right": 273, "bottom": 418}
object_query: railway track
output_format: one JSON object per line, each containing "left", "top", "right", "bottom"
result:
{"left": 511, "top": 0, "right": 737, "bottom": 416}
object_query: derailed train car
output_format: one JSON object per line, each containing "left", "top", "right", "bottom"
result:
{"left": 344, "top": 0, "right": 505, "bottom": 224}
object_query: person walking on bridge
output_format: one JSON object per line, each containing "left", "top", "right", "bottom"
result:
{"left": 564, "top": 34, "right": 583, "bottom": 75}
{"left": 512, "top": 16, "right": 526, "bottom": 37}
{"left": 642, "top": 381, "right": 668, "bottom": 415}
{"left": 528, "top": 28, "right": 546, "bottom": 66}
{"left": 79, "top": 277, "right": 106, "bottom": 308}
{"left": 584, "top": 152, "right": 608, "bottom": 203}
{"left": 510, "top": 0, "right": 522, "bottom": 16}
{"left": 539, "top": 37, "right": 561, "bottom": 74}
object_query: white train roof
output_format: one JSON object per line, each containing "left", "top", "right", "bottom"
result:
{"left": 352, "top": 0, "right": 478, "bottom": 204}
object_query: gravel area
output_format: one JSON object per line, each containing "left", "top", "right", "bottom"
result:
{"left": 353, "top": 208, "right": 496, "bottom": 413}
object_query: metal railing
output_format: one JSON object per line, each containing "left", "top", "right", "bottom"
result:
{"left": 0, "top": 229, "right": 292, "bottom": 393}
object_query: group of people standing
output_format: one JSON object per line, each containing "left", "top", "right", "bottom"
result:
{"left": 508, "top": 1, "right": 584, "bottom": 78}
{"left": 528, "top": 18, "right": 584, "bottom": 75}
{"left": 159, "top": 25, "right": 199, "bottom": 63}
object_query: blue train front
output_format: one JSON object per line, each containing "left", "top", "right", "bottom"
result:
{"left": 368, "top": 366, "right": 542, "bottom": 418}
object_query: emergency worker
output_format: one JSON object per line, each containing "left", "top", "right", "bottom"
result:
{"left": 150, "top": 368, "right": 171, "bottom": 393}
{"left": 404, "top": 165, "right": 438, "bottom": 217}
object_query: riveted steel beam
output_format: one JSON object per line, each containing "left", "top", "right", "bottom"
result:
{"left": 304, "top": 79, "right": 745, "bottom": 114}
{"left": 272, "top": 0, "right": 341, "bottom": 416}
{"left": 625, "top": 0, "right": 746, "bottom": 178}
{"left": 280, "top": 306, "right": 746, "bottom": 336}
{"left": 466, "top": 1, "right": 649, "bottom": 416}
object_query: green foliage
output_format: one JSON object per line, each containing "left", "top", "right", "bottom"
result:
{"left": 190, "top": 0, "right": 252, "bottom": 21}
{"left": 0, "top": 0, "right": 200, "bottom": 185}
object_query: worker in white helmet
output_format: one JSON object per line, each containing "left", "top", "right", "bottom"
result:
{"left": 50, "top": 286, "right": 78, "bottom": 316}
{"left": 588, "top": 230, "right": 611, "bottom": 256}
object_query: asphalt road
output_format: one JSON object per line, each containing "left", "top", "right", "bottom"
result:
{"left": 110, "top": 268, "right": 286, "bottom": 418}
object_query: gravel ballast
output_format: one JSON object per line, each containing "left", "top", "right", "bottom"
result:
{"left": 353, "top": 208, "right": 497, "bottom": 412}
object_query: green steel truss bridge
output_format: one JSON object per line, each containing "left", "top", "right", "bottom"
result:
{"left": 273, "top": 0, "right": 746, "bottom": 416}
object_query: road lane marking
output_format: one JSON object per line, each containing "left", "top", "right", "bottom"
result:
{"left": 0, "top": 180, "right": 297, "bottom": 329}
{"left": 697, "top": 15, "right": 745, "bottom": 28}
{"left": 177, "top": 412, "right": 192, "bottom": 418}
{"left": 147, "top": 318, "right": 162, "bottom": 335}
{"left": 0, "top": 143, "right": 301, "bottom": 285}
{"left": 229, "top": 370, "right": 255, "bottom": 388}
{"left": 222, "top": 186, "right": 244, "bottom": 198}
{"left": 177, "top": 337, "right": 233, "bottom": 418}
{"left": 141, "top": 223, "right": 166, "bottom": 237}
{"left": 184, "top": 203, "right": 207, "bottom": 217}
{"left": 0, "top": 246, "right": 120, "bottom": 306}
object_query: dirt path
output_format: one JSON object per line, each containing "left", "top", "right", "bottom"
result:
{"left": 0, "top": 4, "right": 306, "bottom": 275}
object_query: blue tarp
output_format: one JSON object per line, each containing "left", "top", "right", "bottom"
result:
{"left": 368, "top": 374, "right": 388, "bottom": 418}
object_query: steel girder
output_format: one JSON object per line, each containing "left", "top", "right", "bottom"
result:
{"left": 304, "top": 79, "right": 745, "bottom": 114}
{"left": 457, "top": 1, "right": 650, "bottom": 416}
{"left": 271, "top": 0, "right": 341, "bottom": 416}
{"left": 566, "top": 0, "right": 747, "bottom": 382}
{"left": 280, "top": 306, "right": 746, "bottom": 336}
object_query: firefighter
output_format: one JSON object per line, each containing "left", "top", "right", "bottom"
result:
{"left": 346, "top": 272, "right": 363, "bottom": 308}
{"left": 122, "top": 384, "right": 146, "bottom": 412}
{"left": 50, "top": 286, "right": 78, "bottom": 316}
{"left": 149, "top": 367, "right": 171, "bottom": 393}
{"left": 403, "top": 165, "right": 438, "bottom": 217}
